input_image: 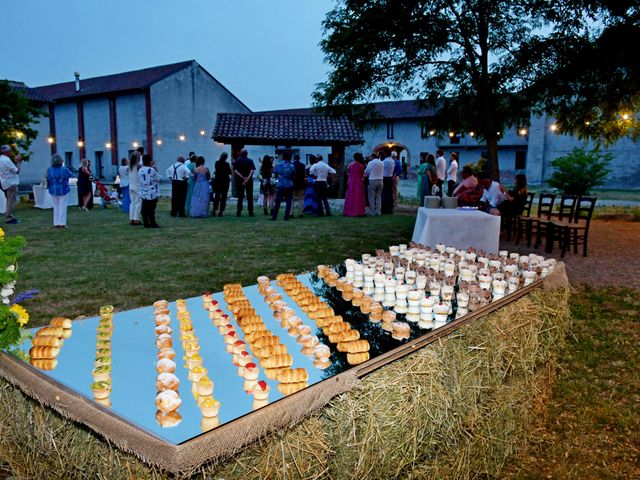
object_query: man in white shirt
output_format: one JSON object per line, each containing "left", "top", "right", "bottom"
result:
{"left": 0, "top": 145, "right": 22, "bottom": 224}
{"left": 435, "top": 149, "right": 446, "bottom": 198}
{"left": 165, "top": 156, "right": 191, "bottom": 217}
{"left": 139, "top": 155, "right": 162, "bottom": 228}
{"left": 479, "top": 173, "right": 506, "bottom": 214}
{"left": 363, "top": 153, "right": 384, "bottom": 215}
{"left": 446, "top": 152, "right": 459, "bottom": 196}
{"left": 309, "top": 156, "right": 336, "bottom": 216}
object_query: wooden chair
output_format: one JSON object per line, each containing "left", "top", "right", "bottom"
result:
{"left": 503, "top": 192, "right": 535, "bottom": 241}
{"left": 536, "top": 194, "right": 577, "bottom": 252}
{"left": 515, "top": 193, "right": 555, "bottom": 247}
{"left": 561, "top": 196, "right": 597, "bottom": 257}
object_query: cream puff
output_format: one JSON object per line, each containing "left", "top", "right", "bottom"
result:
{"left": 155, "top": 333, "right": 172, "bottom": 349}
{"left": 313, "top": 357, "right": 331, "bottom": 369}
{"left": 154, "top": 314, "right": 171, "bottom": 326}
{"left": 156, "top": 372, "right": 180, "bottom": 391}
{"left": 155, "top": 390, "right": 182, "bottom": 413}
{"left": 156, "top": 358, "right": 176, "bottom": 374}
{"left": 155, "top": 410, "right": 182, "bottom": 427}
{"left": 252, "top": 380, "right": 270, "bottom": 400}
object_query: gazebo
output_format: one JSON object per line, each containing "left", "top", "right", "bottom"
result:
{"left": 212, "top": 113, "right": 364, "bottom": 196}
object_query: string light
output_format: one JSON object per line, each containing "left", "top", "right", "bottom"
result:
{"left": 199, "top": 130, "right": 206, "bottom": 136}
{"left": 429, "top": 130, "right": 436, "bottom": 136}
{"left": 47, "top": 137, "right": 55, "bottom": 144}
{"left": 77, "top": 140, "right": 84, "bottom": 147}
{"left": 622, "top": 113, "right": 630, "bottom": 120}
{"left": 518, "top": 128, "right": 528, "bottom": 136}
{"left": 132, "top": 141, "right": 139, "bottom": 148}
{"left": 469, "top": 131, "right": 475, "bottom": 137}
{"left": 105, "top": 142, "right": 112, "bottom": 149}
{"left": 585, "top": 121, "right": 590, "bottom": 126}
{"left": 156, "top": 139, "right": 163, "bottom": 146}
{"left": 448, "top": 131, "right": 455, "bottom": 138}
{"left": 549, "top": 124, "right": 558, "bottom": 132}
{"left": 179, "top": 135, "right": 186, "bottom": 141}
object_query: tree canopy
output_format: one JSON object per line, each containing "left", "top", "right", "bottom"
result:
{"left": 0, "top": 81, "right": 44, "bottom": 160}
{"left": 313, "top": 0, "right": 640, "bottom": 178}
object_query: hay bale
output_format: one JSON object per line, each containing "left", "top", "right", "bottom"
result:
{"left": 0, "top": 288, "right": 570, "bottom": 479}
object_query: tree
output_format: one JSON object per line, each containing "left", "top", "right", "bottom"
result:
{"left": 0, "top": 80, "right": 43, "bottom": 160}
{"left": 313, "top": 1, "right": 636, "bottom": 179}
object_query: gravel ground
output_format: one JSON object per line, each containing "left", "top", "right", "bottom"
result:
{"left": 500, "top": 219, "right": 640, "bottom": 289}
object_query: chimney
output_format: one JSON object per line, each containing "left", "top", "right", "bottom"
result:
{"left": 74, "top": 72, "right": 80, "bottom": 92}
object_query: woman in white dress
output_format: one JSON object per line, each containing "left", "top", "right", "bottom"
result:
{"left": 128, "top": 151, "right": 142, "bottom": 225}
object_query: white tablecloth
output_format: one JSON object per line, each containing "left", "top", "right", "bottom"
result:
{"left": 33, "top": 185, "right": 79, "bottom": 209}
{"left": 0, "top": 190, "right": 5, "bottom": 214}
{"left": 411, "top": 207, "right": 501, "bottom": 254}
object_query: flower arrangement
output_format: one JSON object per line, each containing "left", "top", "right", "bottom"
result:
{"left": 0, "top": 228, "right": 34, "bottom": 352}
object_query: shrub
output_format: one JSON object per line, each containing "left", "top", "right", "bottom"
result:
{"left": 547, "top": 147, "right": 613, "bottom": 195}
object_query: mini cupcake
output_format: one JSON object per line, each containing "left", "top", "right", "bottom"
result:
{"left": 252, "top": 380, "right": 270, "bottom": 400}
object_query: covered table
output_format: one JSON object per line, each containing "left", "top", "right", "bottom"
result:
{"left": 33, "top": 185, "right": 79, "bottom": 209}
{"left": 411, "top": 207, "right": 501, "bottom": 254}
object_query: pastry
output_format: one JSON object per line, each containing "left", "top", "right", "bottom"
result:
{"left": 156, "top": 358, "right": 176, "bottom": 373}
{"left": 256, "top": 344, "right": 288, "bottom": 358}
{"left": 154, "top": 314, "right": 171, "bottom": 326}
{"left": 154, "top": 324, "right": 172, "bottom": 336}
{"left": 156, "top": 372, "right": 180, "bottom": 391}
{"left": 200, "top": 397, "right": 221, "bottom": 417}
{"left": 264, "top": 367, "right": 286, "bottom": 380}
{"left": 90, "top": 381, "right": 112, "bottom": 399}
{"left": 61, "top": 328, "right": 73, "bottom": 339}
{"left": 153, "top": 300, "right": 168, "bottom": 308}
{"left": 252, "top": 380, "right": 271, "bottom": 400}
{"left": 261, "top": 354, "right": 293, "bottom": 369}
{"left": 30, "top": 358, "right": 57, "bottom": 370}
{"left": 156, "top": 410, "right": 182, "bottom": 428}
{"left": 158, "top": 347, "right": 176, "bottom": 360}
{"left": 253, "top": 335, "right": 280, "bottom": 349}
{"left": 92, "top": 365, "right": 111, "bottom": 382}
{"left": 94, "top": 356, "right": 111, "bottom": 367}
{"left": 233, "top": 340, "right": 247, "bottom": 354}
{"left": 29, "top": 346, "right": 60, "bottom": 359}
{"left": 342, "top": 339, "right": 370, "bottom": 353}
{"left": 277, "top": 368, "right": 308, "bottom": 383}
{"left": 198, "top": 377, "right": 214, "bottom": 396}
{"left": 235, "top": 350, "right": 252, "bottom": 367}
{"left": 243, "top": 362, "right": 260, "bottom": 380}
{"left": 31, "top": 336, "right": 61, "bottom": 347}
{"left": 35, "top": 326, "right": 64, "bottom": 337}
{"left": 50, "top": 317, "right": 72, "bottom": 329}
{"left": 94, "top": 397, "right": 112, "bottom": 408}
{"left": 391, "top": 322, "right": 411, "bottom": 341}
{"left": 333, "top": 330, "right": 360, "bottom": 343}
{"left": 296, "top": 325, "right": 312, "bottom": 337}
{"left": 189, "top": 366, "right": 207, "bottom": 382}
{"left": 185, "top": 354, "right": 203, "bottom": 369}
{"left": 313, "top": 357, "right": 331, "bottom": 370}
{"left": 314, "top": 344, "right": 331, "bottom": 359}
{"left": 155, "top": 390, "right": 182, "bottom": 413}
{"left": 277, "top": 382, "right": 307, "bottom": 396}
{"left": 155, "top": 333, "right": 172, "bottom": 349}
{"left": 326, "top": 321, "right": 351, "bottom": 335}
{"left": 382, "top": 310, "right": 396, "bottom": 323}
{"left": 299, "top": 335, "right": 319, "bottom": 348}
{"left": 347, "top": 352, "right": 370, "bottom": 365}
{"left": 243, "top": 322, "right": 267, "bottom": 335}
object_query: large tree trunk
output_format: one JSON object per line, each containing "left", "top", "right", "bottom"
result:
{"left": 485, "top": 133, "right": 500, "bottom": 181}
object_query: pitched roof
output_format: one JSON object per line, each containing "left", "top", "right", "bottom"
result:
{"left": 258, "top": 99, "right": 438, "bottom": 120}
{"left": 7, "top": 81, "right": 52, "bottom": 103}
{"left": 213, "top": 113, "right": 364, "bottom": 146}
{"left": 31, "top": 60, "right": 195, "bottom": 101}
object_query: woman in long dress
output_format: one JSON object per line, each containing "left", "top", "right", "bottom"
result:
{"left": 190, "top": 156, "right": 212, "bottom": 218}
{"left": 343, "top": 153, "right": 366, "bottom": 217}
{"left": 77, "top": 158, "right": 93, "bottom": 211}
{"left": 128, "top": 151, "right": 142, "bottom": 225}
{"left": 46, "top": 154, "right": 73, "bottom": 227}
{"left": 259, "top": 155, "right": 275, "bottom": 215}
{"left": 185, "top": 156, "right": 196, "bottom": 216}
{"left": 303, "top": 156, "right": 321, "bottom": 216}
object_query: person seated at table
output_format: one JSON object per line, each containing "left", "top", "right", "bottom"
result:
{"left": 478, "top": 172, "right": 506, "bottom": 215}
{"left": 497, "top": 173, "right": 528, "bottom": 218}
{"left": 453, "top": 166, "right": 483, "bottom": 206}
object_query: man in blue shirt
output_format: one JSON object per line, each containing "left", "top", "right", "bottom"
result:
{"left": 270, "top": 152, "right": 296, "bottom": 221}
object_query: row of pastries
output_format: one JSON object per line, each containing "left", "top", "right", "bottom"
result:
{"left": 90, "top": 306, "right": 113, "bottom": 406}
{"left": 30, "top": 316, "right": 72, "bottom": 370}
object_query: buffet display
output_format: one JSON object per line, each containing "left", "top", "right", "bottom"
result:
{"left": 17, "top": 242, "right": 557, "bottom": 445}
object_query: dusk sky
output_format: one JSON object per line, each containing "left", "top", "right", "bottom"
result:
{"left": 3, "top": 0, "right": 334, "bottom": 111}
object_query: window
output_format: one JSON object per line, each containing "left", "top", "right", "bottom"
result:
{"left": 450, "top": 134, "right": 460, "bottom": 145}
{"left": 386, "top": 122, "right": 394, "bottom": 139}
{"left": 515, "top": 151, "right": 527, "bottom": 170}
{"left": 420, "top": 123, "right": 429, "bottom": 138}
{"left": 64, "top": 151, "right": 73, "bottom": 168}
{"left": 94, "top": 151, "right": 104, "bottom": 179}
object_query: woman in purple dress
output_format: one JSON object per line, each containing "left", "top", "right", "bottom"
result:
{"left": 343, "top": 153, "right": 366, "bottom": 217}
{"left": 189, "top": 156, "right": 211, "bottom": 218}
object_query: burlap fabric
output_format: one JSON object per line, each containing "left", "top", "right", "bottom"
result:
{"left": 0, "top": 264, "right": 569, "bottom": 473}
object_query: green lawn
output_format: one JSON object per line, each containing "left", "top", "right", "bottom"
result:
{"left": 7, "top": 201, "right": 415, "bottom": 327}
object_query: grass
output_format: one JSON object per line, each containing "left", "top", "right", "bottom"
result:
{"left": 503, "top": 286, "right": 640, "bottom": 479}
{"left": 7, "top": 200, "right": 415, "bottom": 327}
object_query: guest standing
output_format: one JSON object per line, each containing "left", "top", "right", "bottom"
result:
{"left": 309, "top": 154, "right": 336, "bottom": 216}
{"left": 303, "top": 156, "right": 320, "bottom": 216}
{"left": 0, "top": 145, "right": 22, "bottom": 224}
{"left": 119, "top": 158, "right": 130, "bottom": 213}
{"left": 139, "top": 154, "right": 161, "bottom": 228}
{"left": 435, "top": 149, "right": 446, "bottom": 197}
{"left": 165, "top": 156, "right": 190, "bottom": 217}
{"left": 128, "top": 151, "right": 143, "bottom": 225}
{"left": 270, "top": 152, "right": 296, "bottom": 221}
{"left": 446, "top": 152, "right": 459, "bottom": 197}
{"left": 343, "top": 153, "right": 366, "bottom": 217}
{"left": 289, "top": 154, "right": 306, "bottom": 218}
{"left": 46, "top": 154, "right": 73, "bottom": 228}
{"left": 185, "top": 157, "right": 196, "bottom": 216}
{"left": 425, "top": 154, "right": 437, "bottom": 197}
{"left": 416, "top": 155, "right": 428, "bottom": 204}
{"left": 259, "top": 155, "right": 275, "bottom": 216}
{"left": 381, "top": 152, "right": 395, "bottom": 214}
{"left": 190, "top": 156, "right": 211, "bottom": 218}
{"left": 77, "top": 158, "right": 93, "bottom": 211}
{"left": 364, "top": 153, "right": 384, "bottom": 216}
{"left": 391, "top": 151, "right": 402, "bottom": 207}
{"left": 234, "top": 149, "right": 256, "bottom": 217}
{"left": 212, "top": 152, "right": 231, "bottom": 217}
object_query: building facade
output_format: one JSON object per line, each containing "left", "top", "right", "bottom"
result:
{"left": 19, "top": 60, "right": 249, "bottom": 185}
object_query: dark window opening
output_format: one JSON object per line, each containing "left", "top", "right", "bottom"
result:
{"left": 515, "top": 151, "right": 527, "bottom": 170}
{"left": 386, "top": 122, "right": 394, "bottom": 139}
{"left": 95, "top": 151, "right": 104, "bottom": 179}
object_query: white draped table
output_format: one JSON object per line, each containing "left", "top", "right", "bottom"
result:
{"left": 33, "top": 185, "right": 79, "bottom": 209}
{"left": 411, "top": 207, "right": 501, "bottom": 254}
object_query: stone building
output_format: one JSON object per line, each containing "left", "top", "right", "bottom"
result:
{"left": 19, "top": 60, "right": 249, "bottom": 185}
